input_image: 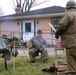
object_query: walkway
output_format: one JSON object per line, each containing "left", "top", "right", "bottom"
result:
{"left": 17, "top": 47, "right": 65, "bottom": 57}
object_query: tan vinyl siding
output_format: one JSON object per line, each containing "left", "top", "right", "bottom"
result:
{"left": 36, "top": 17, "right": 54, "bottom": 44}
{"left": 0, "top": 17, "right": 55, "bottom": 45}
{"left": 0, "top": 20, "right": 20, "bottom": 38}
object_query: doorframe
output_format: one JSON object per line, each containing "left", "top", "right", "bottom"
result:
{"left": 20, "top": 20, "right": 36, "bottom": 41}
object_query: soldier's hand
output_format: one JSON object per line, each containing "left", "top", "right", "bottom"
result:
{"left": 55, "top": 34, "right": 59, "bottom": 39}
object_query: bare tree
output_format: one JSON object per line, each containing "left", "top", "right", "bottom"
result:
{"left": 12, "top": 0, "right": 49, "bottom": 12}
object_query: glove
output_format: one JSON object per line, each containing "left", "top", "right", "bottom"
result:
{"left": 55, "top": 34, "right": 59, "bottom": 39}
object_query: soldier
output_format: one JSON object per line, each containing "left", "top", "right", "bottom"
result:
{"left": 55, "top": 0, "right": 76, "bottom": 75}
{"left": 28, "top": 29, "right": 49, "bottom": 63}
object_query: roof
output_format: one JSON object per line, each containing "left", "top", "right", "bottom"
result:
{"left": 0, "top": 6, "right": 65, "bottom": 20}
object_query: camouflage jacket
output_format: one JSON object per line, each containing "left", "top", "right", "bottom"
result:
{"left": 56, "top": 10, "right": 76, "bottom": 48}
{"left": 28, "top": 36, "right": 47, "bottom": 50}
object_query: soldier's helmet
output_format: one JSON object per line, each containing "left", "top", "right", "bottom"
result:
{"left": 37, "top": 29, "right": 43, "bottom": 34}
{"left": 66, "top": 0, "right": 76, "bottom": 9}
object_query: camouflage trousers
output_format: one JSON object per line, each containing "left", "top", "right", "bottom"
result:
{"left": 66, "top": 48, "right": 76, "bottom": 75}
{"left": 29, "top": 48, "right": 48, "bottom": 62}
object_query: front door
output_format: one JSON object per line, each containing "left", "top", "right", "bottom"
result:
{"left": 22, "top": 20, "right": 35, "bottom": 42}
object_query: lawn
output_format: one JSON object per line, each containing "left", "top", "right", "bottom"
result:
{"left": 0, "top": 55, "right": 66, "bottom": 75}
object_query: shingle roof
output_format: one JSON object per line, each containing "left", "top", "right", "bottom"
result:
{"left": 0, "top": 6, "right": 65, "bottom": 20}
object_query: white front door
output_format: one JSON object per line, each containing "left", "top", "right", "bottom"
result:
{"left": 22, "top": 20, "right": 34, "bottom": 42}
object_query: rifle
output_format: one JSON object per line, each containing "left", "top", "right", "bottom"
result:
{"left": 49, "top": 23, "right": 56, "bottom": 32}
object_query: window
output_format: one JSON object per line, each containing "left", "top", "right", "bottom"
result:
{"left": 51, "top": 17, "right": 61, "bottom": 34}
{"left": 51, "top": 18, "right": 61, "bottom": 25}
{"left": 25, "top": 23, "right": 31, "bottom": 32}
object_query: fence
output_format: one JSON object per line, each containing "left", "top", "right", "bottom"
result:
{"left": 0, "top": 31, "right": 57, "bottom": 46}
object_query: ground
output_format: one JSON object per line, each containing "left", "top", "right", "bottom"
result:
{"left": 18, "top": 47, "right": 66, "bottom": 57}
{"left": 0, "top": 47, "right": 66, "bottom": 75}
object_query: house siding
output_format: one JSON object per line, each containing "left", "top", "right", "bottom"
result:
{"left": 0, "top": 17, "right": 56, "bottom": 45}
{"left": 36, "top": 17, "right": 54, "bottom": 44}
{"left": 0, "top": 20, "right": 20, "bottom": 38}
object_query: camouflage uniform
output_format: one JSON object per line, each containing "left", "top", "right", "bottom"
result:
{"left": 28, "top": 35, "right": 48, "bottom": 62}
{"left": 55, "top": 0, "right": 76, "bottom": 75}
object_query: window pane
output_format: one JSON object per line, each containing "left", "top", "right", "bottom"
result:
{"left": 51, "top": 17, "right": 61, "bottom": 34}
{"left": 25, "top": 23, "right": 31, "bottom": 32}
{"left": 51, "top": 18, "right": 61, "bottom": 25}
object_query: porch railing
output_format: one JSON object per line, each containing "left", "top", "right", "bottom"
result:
{"left": 0, "top": 31, "right": 56, "bottom": 46}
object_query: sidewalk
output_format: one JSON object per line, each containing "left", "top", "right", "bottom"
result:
{"left": 17, "top": 47, "right": 65, "bottom": 57}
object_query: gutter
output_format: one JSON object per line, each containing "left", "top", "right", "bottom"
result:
{"left": 0, "top": 13, "right": 64, "bottom": 20}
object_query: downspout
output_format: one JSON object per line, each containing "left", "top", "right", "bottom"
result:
{"left": 34, "top": 20, "right": 36, "bottom": 35}
{"left": 0, "top": 21, "right": 1, "bottom": 35}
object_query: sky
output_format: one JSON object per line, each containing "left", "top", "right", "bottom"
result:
{"left": 0, "top": 0, "right": 69, "bottom": 15}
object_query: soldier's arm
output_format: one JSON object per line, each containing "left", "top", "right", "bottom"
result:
{"left": 56, "top": 13, "right": 70, "bottom": 36}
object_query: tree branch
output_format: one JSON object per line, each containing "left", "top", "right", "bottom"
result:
{"left": 32, "top": 0, "right": 48, "bottom": 7}
{"left": 13, "top": 0, "right": 49, "bottom": 12}
{"left": 20, "top": 0, "right": 21, "bottom": 7}
{"left": 22, "top": 0, "right": 26, "bottom": 12}
{"left": 16, "top": 0, "right": 19, "bottom": 5}
{"left": 12, "top": 0, "right": 16, "bottom": 7}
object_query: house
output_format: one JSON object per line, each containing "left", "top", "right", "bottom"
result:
{"left": 0, "top": 6, "right": 65, "bottom": 45}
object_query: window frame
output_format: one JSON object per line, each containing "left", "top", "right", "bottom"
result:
{"left": 51, "top": 17, "right": 61, "bottom": 34}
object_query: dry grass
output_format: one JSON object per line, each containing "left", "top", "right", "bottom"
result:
{"left": 0, "top": 55, "right": 66, "bottom": 75}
